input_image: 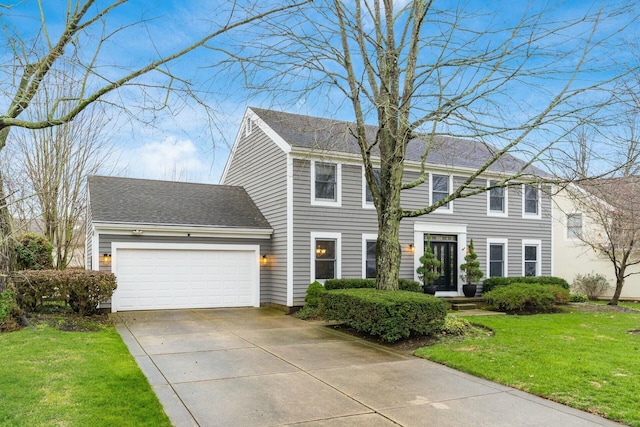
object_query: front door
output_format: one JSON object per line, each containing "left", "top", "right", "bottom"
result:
{"left": 427, "top": 235, "right": 458, "bottom": 292}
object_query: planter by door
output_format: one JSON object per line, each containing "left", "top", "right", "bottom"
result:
{"left": 423, "top": 284, "right": 437, "bottom": 295}
{"left": 462, "top": 284, "right": 477, "bottom": 297}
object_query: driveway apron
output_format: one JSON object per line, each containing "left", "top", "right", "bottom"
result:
{"left": 115, "top": 308, "right": 621, "bottom": 427}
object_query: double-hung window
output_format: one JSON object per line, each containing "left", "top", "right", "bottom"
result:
{"left": 522, "top": 240, "right": 541, "bottom": 276}
{"left": 567, "top": 214, "right": 583, "bottom": 239}
{"left": 312, "top": 161, "right": 340, "bottom": 206}
{"left": 488, "top": 180, "right": 507, "bottom": 216}
{"left": 523, "top": 184, "right": 540, "bottom": 217}
{"left": 362, "top": 234, "right": 378, "bottom": 278}
{"left": 431, "top": 174, "right": 451, "bottom": 210}
{"left": 489, "top": 245, "right": 504, "bottom": 277}
{"left": 311, "top": 232, "right": 341, "bottom": 282}
{"left": 363, "top": 168, "right": 381, "bottom": 207}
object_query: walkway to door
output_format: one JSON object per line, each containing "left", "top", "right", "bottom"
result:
{"left": 115, "top": 308, "right": 621, "bottom": 426}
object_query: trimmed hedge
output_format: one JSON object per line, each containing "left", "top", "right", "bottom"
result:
{"left": 484, "top": 283, "right": 568, "bottom": 313}
{"left": 319, "top": 288, "right": 447, "bottom": 342}
{"left": 304, "top": 281, "right": 326, "bottom": 308}
{"left": 13, "top": 270, "right": 117, "bottom": 315}
{"left": 324, "top": 278, "right": 423, "bottom": 293}
{"left": 482, "top": 276, "right": 569, "bottom": 293}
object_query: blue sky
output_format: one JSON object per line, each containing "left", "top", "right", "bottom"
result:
{"left": 3, "top": 0, "right": 638, "bottom": 184}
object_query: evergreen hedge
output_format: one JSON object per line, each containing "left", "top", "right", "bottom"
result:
{"left": 324, "top": 278, "right": 423, "bottom": 293}
{"left": 482, "top": 276, "right": 569, "bottom": 293}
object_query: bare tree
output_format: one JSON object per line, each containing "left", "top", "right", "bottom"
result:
{"left": 239, "top": 0, "right": 638, "bottom": 290}
{"left": 0, "top": 0, "right": 309, "bottom": 284}
{"left": 7, "top": 69, "right": 112, "bottom": 269}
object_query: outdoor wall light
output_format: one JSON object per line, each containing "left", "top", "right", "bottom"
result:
{"left": 261, "top": 254, "right": 268, "bottom": 265}
{"left": 408, "top": 244, "right": 415, "bottom": 253}
{"left": 102, "top": 253, "right": 112, "bottom": 265}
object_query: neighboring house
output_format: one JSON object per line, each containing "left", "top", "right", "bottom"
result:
{"left": 86, "top": 108, "right": 553, "bottom": 312}
{"left": 553, "top": 184, "right": 640, "bottom": 300}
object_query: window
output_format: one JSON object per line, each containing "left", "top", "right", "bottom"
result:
{"left": 315, "top": 240, "right": 336, "bottom": 279}
{"left": 431, "top": 174, "right": 450, "bottom": 209}
{"left": 522, "top": 240, "right": 541, "bottom": 276}
{"left": 311, "top": 232, "right": 341, "bottom": 282}
{"left": 488, "top": 180, "right": 507, "bottom": 215}
{"left": 487, "top": 238, "right": 508, "bottom": 278}
{"left": 312, "top": 161, "right": 341, "bottom": 206}
{"left": 523, "top": 184, "right": 540, "bottom": 216}
{"left": 364, "top": 168, "right": 381, "bottom": 206}
{"left": 567, "top": 214, "right": 583, "bottom": 239}
{"left": 489, "top": 244, "right": 505, "bottom": 277}
{"left": 365, "top": 240, "right": 377, "bottom": 278}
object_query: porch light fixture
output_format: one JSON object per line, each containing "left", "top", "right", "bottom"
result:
{"left": 132, "top": 229, "right": 144, "bottom": 235}
{"left": 102, "top": 253, "right": 112, "bottom": 265}
{"left": 408, "top": 244, "right": 415, "bottom": 253}
{"left": 261, "top": 254, "right": 268, "bottom": 265}
{"left": 315, "top": 246, "right": 327, "bottom": 256}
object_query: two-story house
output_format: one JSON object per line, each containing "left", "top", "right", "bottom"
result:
{"left": 86, "top": 107, "right": 553, "bottom": 312}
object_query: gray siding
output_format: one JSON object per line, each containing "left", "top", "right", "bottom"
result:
{"left": 86, "top": 202, "right": 93, "bottom": 270}
{"left": 292, "top": 160, "right": 553, "bottom": 305}
{"left": 223, "top": 126, "right": 289, "bottom": 305}
{"left": 98, "top": 234, "right": 272, "bottom": 301}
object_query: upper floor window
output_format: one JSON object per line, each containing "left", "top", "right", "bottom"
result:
{"left": 363, "top": 168, "right": 381, "bottom": 207}
{"left": 567, "top": 213, "right": 583, "bottom": 239}
{"left": 488, "top": 180, "right": 507, "bottom": 216}
{"left": 523, "top": 184, "right": 540, "bottom": 217}
{"left": 311, "top": 161, "right": 341, "bottom": 206}
{"left": 431, "top": 174, "right": 451, "bottom": 211}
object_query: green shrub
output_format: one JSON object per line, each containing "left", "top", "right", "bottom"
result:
{"left": 549, "top": 285, "right": 570, "bottom": 305}
{"left": 572, "top": 273, "right": 611, "bottom": 300}
{"left": 13, "top": 270, "right": 117, "bottom": 315}
{"left": 324, "top": 278, "right": 423, "bottom": 293}
{"left": 442, "top": 315, "right": 472, "bottom": 336}
{"left": 482, "top": 276, "right": 569, "bottom": 293}
{"left": 0, "top": 287, "right": 21, "bottom": 331}
{"left": 484, "top": 283, "right": 556, "bottom": 313}
{"left": 14, "top": 233, "right": 53, "bottom": 270}
{"left": 304, "top": 281, "right": 325, "bottom": 308}
{"left": 570, "top": 293, "right": 589, "bottom": 303}
{"left": 319, "top": 288, "right": 446, "bottom": 342}
{"left": 295, "top": 304, "right": 318, "bottom": 320}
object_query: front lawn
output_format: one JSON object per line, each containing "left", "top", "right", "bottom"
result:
{"left": 0, "top": 315, "right": 171, "bottom": 426}
{"left": 416, "top": 309, "right": 640, "bottom": 426}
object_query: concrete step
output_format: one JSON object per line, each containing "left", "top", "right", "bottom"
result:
{"left": 452, "top": 303, "right": 477, "bottom": 311}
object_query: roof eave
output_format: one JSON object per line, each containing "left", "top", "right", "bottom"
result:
{"left": 91, "top": 221, "right": 273, "bottom": 239}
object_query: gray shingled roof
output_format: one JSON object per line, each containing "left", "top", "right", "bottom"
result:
{"left": 88, "top": 176, "right": 271, "bottom": 229}
{"left": 251, "top": 107, "right": 537, "bottom": 174}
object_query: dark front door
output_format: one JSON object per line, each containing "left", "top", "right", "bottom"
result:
{"left": 427, "top": 235, "right": 458, "bottom": 292}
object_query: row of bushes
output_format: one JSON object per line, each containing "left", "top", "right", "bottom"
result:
{"left": 482, "top": 276, "right": 569, "bottom": 293}
{"left": 12, "top": 270, "right": 117, "bottom": 315}
{"left": 484, "top": 283, "right": 569, "bottom": 313}
{"left": 324, "top": 278, "right": 423, "bottom": 293}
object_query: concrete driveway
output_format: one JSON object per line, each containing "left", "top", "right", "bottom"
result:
{"left": 115, "top": 308, "right": 620, "bottom": 427}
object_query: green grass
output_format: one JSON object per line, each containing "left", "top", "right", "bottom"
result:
{"left": 0, "top": 320, "right": 171, "bottom": 426}
{"left": 416, "top": 310, "right": 640, "bottom": 426}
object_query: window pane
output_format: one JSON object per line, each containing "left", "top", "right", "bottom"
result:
{"left": 524, "top": 185, "right": 538, "bottom": 214}
{"left": 567, "top": 214, "right": 582, "bottom": 238}
{"left": 365, "top": 169, "right": 381, "bottom": 203}
{"left": 316, "top": 261, "right": 335, "bottom": 279}
{"left": 366, "top": 240, "right": 376, "bottom": 278}
{"left": 489, "top": 182, "right": 504, "bottom": 212}
{"left": 432, "top": 175, "right": 449, "bottom": 207}
{"left": 524, "top": 261, "right": 537, "bottom": 277}
{"left": 316, "top": 240, "right": 335, "bottom": 259}
{"left": 524, "top": 245, "right": 537, "bottom": 261}
{"left": 490, "top": 261, "right": 503, "bottom": 277}
{"left": 315, "top": 163, "right": 336, "bottom": 200}
{"left": 490, "top": 244, "right": 503, "bottom": 261}
{"left": 489, "top": 244, "right": 504, "bottom": 277}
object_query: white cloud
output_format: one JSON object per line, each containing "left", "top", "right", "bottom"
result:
{"left": 119, "top": 137, "right": 212, "bottom": 183}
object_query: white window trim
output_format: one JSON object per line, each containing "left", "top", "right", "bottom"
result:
{"left": 362, "top": 166, "right": 377, "bottom": 209}
{"left": 565, "top": 212, "right": 584, "bottom": 240}
{"left": 486, "top": 238, "right": 509, "bottom": 278}
{"left": 429, "top": 173, "right": 453, "bottom": 214}
{"left": 362, "top": 233, "right": 378, "bottom": 278}
{"left": 311, "top": 160, "right": 342, "bottom": 207}
{"left": 310, "top": 232, "right": 342, "bottom": 283}
{"left": 487, "top": 180, "right": 508, "bottom": 217}
{"left": 522, "top": 239, "right": 542, "bottom": 277}
{"left": 522, "top": 184, "right": 541, "bottom": 219}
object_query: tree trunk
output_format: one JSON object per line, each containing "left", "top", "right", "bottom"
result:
{"left": 609, "top": 273, "right": 625, "bottom": 306}
{"left": 0, "top": 172, "right": 14, "bottom": 292}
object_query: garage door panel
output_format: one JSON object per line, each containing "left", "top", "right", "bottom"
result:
{"left": 114, "top": 247, "right": 258, "bottom": 311}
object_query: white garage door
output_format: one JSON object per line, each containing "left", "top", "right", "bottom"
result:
{"left": 112, "top": 245, "right": 259, "bottom": 311}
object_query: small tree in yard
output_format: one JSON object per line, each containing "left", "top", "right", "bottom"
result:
{"left": 416, "top": 235, "right": 440, "bottom": 290}
{"left": 460, "top": 240, "right": 484, "bottom": 285}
